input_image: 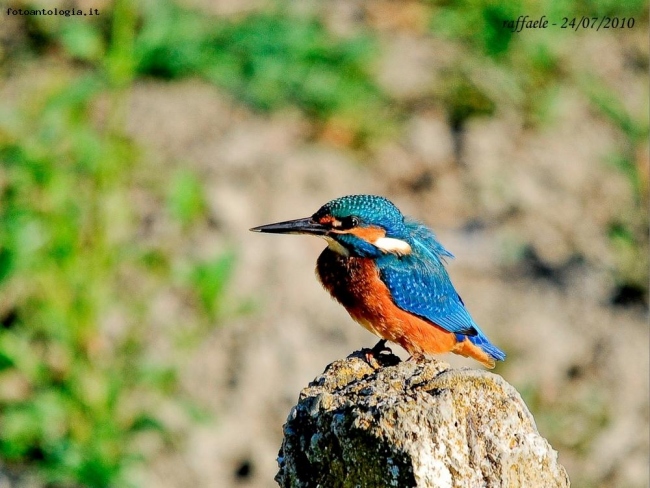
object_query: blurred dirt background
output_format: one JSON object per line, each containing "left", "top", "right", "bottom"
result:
{"left": 0, "top": 0, "right": 648, "bottom": 487}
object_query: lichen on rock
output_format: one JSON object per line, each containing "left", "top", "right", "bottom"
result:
{"left": 276, "top": 351, "right": 570, "bottom": 488}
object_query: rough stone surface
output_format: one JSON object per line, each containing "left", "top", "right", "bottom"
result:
{"left": 276, "top": 352, "right": 570, "bottom": 488}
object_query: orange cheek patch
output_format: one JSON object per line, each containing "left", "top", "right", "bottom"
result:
{"left": 347, "top": 226, "right": 385, "bottom": 242}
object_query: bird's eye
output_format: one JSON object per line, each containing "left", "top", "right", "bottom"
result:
{"left": 337, "top": 216, "right": 359, "bottom": 229}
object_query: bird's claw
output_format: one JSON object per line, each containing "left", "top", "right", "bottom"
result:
{"left": 363, "top": 340, "right": 400, "bottom": 368}
{"left": 370, "top": 339, "right": 392, "bottom": 356}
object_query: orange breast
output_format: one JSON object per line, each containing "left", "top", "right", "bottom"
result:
{"left": 316, "top": 249, "right": 459, "bottom": 357}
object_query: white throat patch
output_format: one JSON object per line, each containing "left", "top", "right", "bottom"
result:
{"left": 323, "top": 236, "right": 350, "bottom": 256}
{"left": 373, "top": 237, "right": 412, "bottom": 256}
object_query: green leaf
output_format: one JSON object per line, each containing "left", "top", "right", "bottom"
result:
{"left": 167, "top": 169, "right": 207, "bottom": 226}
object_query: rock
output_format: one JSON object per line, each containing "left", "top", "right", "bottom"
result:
{"left": 276, "top": 351, "right": 570, "bottom": 488}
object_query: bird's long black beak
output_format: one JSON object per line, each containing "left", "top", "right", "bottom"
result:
{"left": 250, "top": 217, "right": 329, "bottom": 236}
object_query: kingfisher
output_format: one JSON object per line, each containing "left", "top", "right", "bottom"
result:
{"left": 250, "top": 195, "right": 505, "bottom": 368}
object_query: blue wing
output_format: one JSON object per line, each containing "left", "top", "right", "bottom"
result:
{"left": 378, "top": 219, "right": 479, "bottom": 336}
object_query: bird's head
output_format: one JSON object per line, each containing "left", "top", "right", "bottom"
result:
{"left": 250, "top": 195, "right": 412, "bottom": 258}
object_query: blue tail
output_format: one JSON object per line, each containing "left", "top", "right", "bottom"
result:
{"left": 457, "top": 332, "right": 506, "bottom": 362}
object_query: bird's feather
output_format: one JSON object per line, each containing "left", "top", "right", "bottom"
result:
{"left": 377, "top": 219, "right": 505, "bottom": 361}
{"left": 377, "top": 219, "right": 478, "bottom": 336}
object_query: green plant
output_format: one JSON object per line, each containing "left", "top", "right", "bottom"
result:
{"left": 0, "top": 3, "right": 235, "bottom": 486}
{"left": 167, "top": 169, "right": 208, "bottom": 228}
{"left": 583, "top": 78, "right": 649, "bottom": 200}
{"left": 186, "top": 253, "right": 237, "bottom": 321}
{"left": 15, "top": 1, "right": 393, "bottom": 146}
{"left": 429, "top": 0, "right": 559, "bottom": 126}
{"left": 429, "top": 0, "right": 647, "bottom": 127}
{"left": 428, "top": 0, "right": 649, "bottom": 302}
{"left": 0, "top": 78, "right": 156, "bottom": 486}
{"left": 580, "top": 77, "right": 649, "bottom": 298}
{"left": 133, "top": 1, "right": 391, "bottom": 143}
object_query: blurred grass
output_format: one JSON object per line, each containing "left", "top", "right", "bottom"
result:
{"left": 520, "top": 380, "right": 611, "bottom": 487}
{"left": 0, "top": 1, "right": 236, "bottom": 486}
{"left": 431, "top": 0, "right": 647, "bottom": 126}
{"left": 0, "top": 78, "right": 168, "bottom": 486}
{"left": 25, "top": 0, "right": 392, "bottom": 146}
{"left": 136, "top": 1, "right": 392, "bottom": 144}
{"left": 428, "top": 0, "right": 648, "bottom": 300}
